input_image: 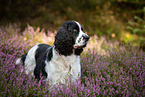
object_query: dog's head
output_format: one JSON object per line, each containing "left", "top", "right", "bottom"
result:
{"left": 54, "top": 21, "right": 89, "bottom": 56}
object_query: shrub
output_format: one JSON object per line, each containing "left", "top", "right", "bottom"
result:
{"left": 0, "top": 27, "right": 49, "bottom": 96}
{"left": 127, "top": 7, "right": 145, "bottom": 49}
{"left": 128, "top": 7, "right": 145, "bottom": 35}
{"left": 81, "top": 43, "right": 145, "bottom": 96}
{"left": 0, "top": 25, "right": 144, "bottom": 96}
{"left": 22, "top": 25, "right": 55, "bottom": 46}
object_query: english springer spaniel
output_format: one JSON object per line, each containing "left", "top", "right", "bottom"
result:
{"left": 16, "top": 21, "right": 89, "bottom": 86}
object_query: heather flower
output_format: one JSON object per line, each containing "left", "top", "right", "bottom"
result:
{"left": 0, "top": 25, "right": 145, "bottom": 96}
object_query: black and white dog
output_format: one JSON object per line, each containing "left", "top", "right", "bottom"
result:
{"left": 16, "top": 21, "right": 89, "bottom": 86}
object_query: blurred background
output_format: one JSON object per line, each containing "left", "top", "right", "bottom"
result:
{"left": 0, "top": 0, "right": 145, "bottom": 49}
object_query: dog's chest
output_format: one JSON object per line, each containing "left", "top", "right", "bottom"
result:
{"left": 51, "top": 53, "right": 80, "bottom": 73}
{"left": 45, "top": 50, "right": 81, "bottom": 85}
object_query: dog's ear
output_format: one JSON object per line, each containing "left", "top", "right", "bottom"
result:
{"left": 74, "top": 48, "right": 83, "bottom": 55}
{"left": 54, "top": 23, "right": 74, "bottom": 56}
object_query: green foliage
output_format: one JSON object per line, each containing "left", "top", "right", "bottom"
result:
{"left": 128, "top": 8, "right": 145, "bottom": 35}
{"left": 126, "top": 7, "right": 145, "bottom": 49}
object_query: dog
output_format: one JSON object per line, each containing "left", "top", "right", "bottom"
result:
{"left": 16, "top": 21, "right": 89, "bottom": 86}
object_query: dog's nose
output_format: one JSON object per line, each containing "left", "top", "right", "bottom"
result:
{"left": 83, "top": 35, "right": 90, "bottom": 41}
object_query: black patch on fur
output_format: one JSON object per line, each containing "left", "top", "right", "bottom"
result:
{"left": 54, "top": 21, "right": 80, "bottom": 56}
{"left": 75, "top": 48, "right": 83, "bottom": 55}
{"left": 35, "top": 44, "right": 51, "bottom": 60}
{"left": 34, "top": 44, "right": 53, "bottom": 80}
{"left": 21, "top": 54, "right": 27, "bottom": 65}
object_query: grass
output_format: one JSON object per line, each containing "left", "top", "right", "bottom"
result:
{"left": 0, "top": 25, "right": 145, "bottom": 96}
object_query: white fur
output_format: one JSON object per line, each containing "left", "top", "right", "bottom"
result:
{"left": 24, "top": 45, "right": 38, "bottom": 76}
{"left": 45, "top": 48, "right": 81, "bottom": 85}
{"left": 74, "top": 21, "right": 88, "bottom": 48}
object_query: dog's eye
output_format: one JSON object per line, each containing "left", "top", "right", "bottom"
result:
{"left": 73, "top": 29, "right": 77, "bottom": 32}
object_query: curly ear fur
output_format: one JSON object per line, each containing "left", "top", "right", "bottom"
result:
{"left": 74, "top": 48, "right": 83, "bottom": 55}
{"left": 54, "top": 24, "right": 75, "bottom": 56}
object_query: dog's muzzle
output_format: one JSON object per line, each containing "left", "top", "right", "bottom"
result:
{"left": 82, "top": 34, "right": 90, "bottom": 42}
{"left": 74, "top": 34, "right": 90, "bottom": 48}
